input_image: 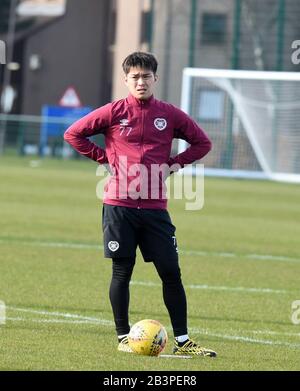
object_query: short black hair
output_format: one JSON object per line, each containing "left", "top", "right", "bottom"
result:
{"left": 122, "top": 52, "right": 158, "bottom": 75}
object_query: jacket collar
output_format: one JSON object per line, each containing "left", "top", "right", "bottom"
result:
{"left": 126, "top": 93, "right": 155, "bottom": 107}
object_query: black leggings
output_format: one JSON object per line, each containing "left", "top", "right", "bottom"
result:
{"left": 109, "top": 256, "right": 187, "bottom": 337}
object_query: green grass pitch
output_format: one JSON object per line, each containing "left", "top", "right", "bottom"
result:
{"left": 0, "top": 155, "right": 300, "bottom": 371}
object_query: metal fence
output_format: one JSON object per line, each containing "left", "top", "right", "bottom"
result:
{"left": 0, "top": 114, "right": 105, "bottom": 158}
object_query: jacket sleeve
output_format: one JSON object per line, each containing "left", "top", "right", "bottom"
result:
{"left": 64, "top": 104, "right": 111, "bottom": 164}
{"left": 167, "top": 106, "right": 212, "bottom": 170}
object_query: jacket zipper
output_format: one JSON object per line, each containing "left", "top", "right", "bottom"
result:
{"left": 138, "top": 101, "right": 145, "bottom": 209}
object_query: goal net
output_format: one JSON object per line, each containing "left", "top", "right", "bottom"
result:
{"left": 179, "top": 68, "right": 300, "bottom": 183}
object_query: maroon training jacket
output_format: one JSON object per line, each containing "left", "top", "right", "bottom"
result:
{"left": 64, "top": 94, "right": 212, "bottom": 209}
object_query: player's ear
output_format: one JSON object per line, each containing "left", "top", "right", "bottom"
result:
{"left": 154, "top": 74, "right": 158, "bottom": 82}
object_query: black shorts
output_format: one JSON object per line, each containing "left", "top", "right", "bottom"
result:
{"left": 102, "top": 204, "right": 178, "bottom": 262}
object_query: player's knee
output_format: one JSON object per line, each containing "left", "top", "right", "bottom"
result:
{"left": 155, "top": 259, "right": 182, "bottom": 285}
{"left": 112, "top": 257, "right": 135, "bottom": 283}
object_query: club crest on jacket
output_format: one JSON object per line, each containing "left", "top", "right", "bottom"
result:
{"left": 154, "top": 118, "right": 167, "bottom": 131}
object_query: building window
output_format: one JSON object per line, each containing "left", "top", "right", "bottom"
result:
{"left": 202, "top": 13, "right": 227, "bottom": 44}
{"left": 198, "top": 89, "right": 224, "bottom": 121}
{"left": 140, "top": 11, "right": 152, "bottom": 44}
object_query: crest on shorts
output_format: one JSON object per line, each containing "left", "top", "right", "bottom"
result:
{"left": 108, "top": 241, "right": 119, "bottom": 252}
{"left": 154, "top": 118, "right": 167, "bottom": 131}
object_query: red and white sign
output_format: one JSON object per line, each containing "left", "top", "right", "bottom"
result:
{"left": 59, "top": 87, "right": 82, "bottom": 107}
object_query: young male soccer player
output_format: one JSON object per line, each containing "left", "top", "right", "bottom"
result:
{"left": 64, "top": 52, "right": 216, "bottom": 357}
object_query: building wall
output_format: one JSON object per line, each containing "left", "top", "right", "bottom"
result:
{"left": 111, "top": 0, "right": 152, "bottom": 100}
{"left": 151, "top": 0, "right": 235, "bottom": 107}
{"left": 112, "top": 0, "right": 143, "bottom": 100}
{"left": 195, "top": 0, "right": 235, "bottom": 69}
{"left": 152, "top": 0, "right": 191, "bottom": 104}
{"left": 151, "top": 0, "right": 300, "bottom": 107}
{"left": 22, "top": 0, "right": 112, "bottom": 115}
{"left": 11, "top": 0, "right": 300, "bottom": 115}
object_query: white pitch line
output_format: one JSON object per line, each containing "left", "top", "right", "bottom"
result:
{"left": 189, "top": 327, "right": 300, "bottom": 339}
{"left": 5, "top": 309, "right": 114, "bottom": 327}
{"left": 5, "top": 306, "right": 300, "bottom": 350}
{"left": 159, "top": 354, "right": 192, "bottom": 359}
{"left": 251, "top": 330, "right": 300, "bottom": 338}
{"left": 7, "top": 306, "right": 114, "bottom": 326}
{"left": 187, "top": 284, "right": 286, "bottom": 294}
{"left": 0, "top": 238, "right": 299, "bottom": 264}
{"left": 189, "top": 328, "right": 300, "bottom": 349}
{"left": 0, "top": 239, "right": 101, "bottom": 250}
{"left": 180, "top": 249, "right": 300, "bottom": 263}
{"left": 130, "top": 280, "right": 287, "bottom": 295}
{"left": 6, "top": 315, "right": 300, "bottom": 341}
{"left": 6, "top": 317, "right": 101, "bottom": 325}
{"left": 1, "top": 239, "right": 292, "bottom": 296}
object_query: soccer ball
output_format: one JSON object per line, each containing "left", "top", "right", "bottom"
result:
{"left": 128, "top": 319, "right": 168, "bottom": 356}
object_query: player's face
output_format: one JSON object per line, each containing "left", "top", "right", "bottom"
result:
{"left": 125, "top": 67, "right": 158, "bottom": 100}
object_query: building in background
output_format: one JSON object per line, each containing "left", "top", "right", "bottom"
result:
{"left": 0, "top": 0, "right": 299, "bottom": 114}
{"left": 150, "top": 0, "right": 300, "bottom": 106}
{"left": 0, "top": 0, "right": 114, "bottom": 115}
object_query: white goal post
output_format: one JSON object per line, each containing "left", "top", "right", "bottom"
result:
{"left": 179, "top": 68, "right": 300, "bottom": 183}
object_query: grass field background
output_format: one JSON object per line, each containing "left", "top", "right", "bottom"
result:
{"left": 0, "top": 155, "right": 300, "bottom": 371}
